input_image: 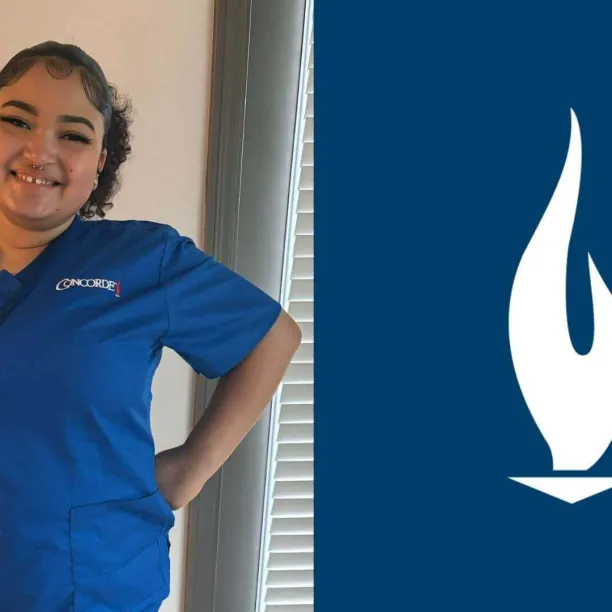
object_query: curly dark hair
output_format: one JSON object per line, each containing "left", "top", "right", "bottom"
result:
{"left": 0, "top": 41, "right": 132, "bottom": 219}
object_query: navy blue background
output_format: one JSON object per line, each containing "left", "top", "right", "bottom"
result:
{"left": 318, "top": 3, "right": 612, "bottom": 611}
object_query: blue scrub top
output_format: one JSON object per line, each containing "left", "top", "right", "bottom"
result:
{"left": 0, "top": 216, "right": 281, "bottom": 611}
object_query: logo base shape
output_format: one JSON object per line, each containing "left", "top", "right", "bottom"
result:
{"left": 509, "top": 477, "right": 612, "bottom": 503}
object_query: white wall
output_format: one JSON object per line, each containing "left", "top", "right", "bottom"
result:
{"left": 0, "top": 2, "right": 215, "bottom": 610}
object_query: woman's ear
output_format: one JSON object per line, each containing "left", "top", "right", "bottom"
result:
{"left": 98, "top": 149, "right": 108, "bottom": 174}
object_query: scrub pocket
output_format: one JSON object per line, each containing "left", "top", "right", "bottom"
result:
{"left": 70, "top": 489, "right": 174, "bottom": 611}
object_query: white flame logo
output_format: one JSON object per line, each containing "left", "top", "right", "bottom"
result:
{"left": 509, "top": 109, "right": 612, "bottom": 503}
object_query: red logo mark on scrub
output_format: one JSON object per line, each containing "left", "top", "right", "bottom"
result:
{"left": 56, "top": 278, "right": 122, "bottom": 298}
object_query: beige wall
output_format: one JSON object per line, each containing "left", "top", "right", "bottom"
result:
{"left": 1, "top": 1, "right": 216, "bottom": 610}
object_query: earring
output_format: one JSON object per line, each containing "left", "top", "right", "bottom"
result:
{"left": 93, "top": 178, "right": 99, "bottom": 190}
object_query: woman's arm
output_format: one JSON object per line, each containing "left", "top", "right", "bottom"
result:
{"left": 155, "top": 309, "right": 302, "bottom": 510}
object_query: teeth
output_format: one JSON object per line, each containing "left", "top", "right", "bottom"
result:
{"left": 14, "top": 172, "right": 56, "bottom": 187}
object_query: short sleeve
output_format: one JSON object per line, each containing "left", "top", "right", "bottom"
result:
{"left": 159, "top": 227, "right": 282, "bottom": 379}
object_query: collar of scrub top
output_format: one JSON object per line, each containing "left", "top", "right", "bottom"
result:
{"left": 0, "top": 215, "right": 83, "bottom": 323}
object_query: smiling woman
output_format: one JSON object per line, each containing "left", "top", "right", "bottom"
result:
{"left": 0, "top": 43, "right": 131, "bottom": 244}
{"left": 0, "top": 41, "right": 301, "bottom": 611}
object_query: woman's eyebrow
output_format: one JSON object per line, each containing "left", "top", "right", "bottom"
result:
{"left": 58, "top": 115, "right": 96, "bottom": 133}
{"left": 0, "top": 99, "right": 96, "bottom": 133}
{"left": 1, "top": 99, "right": 36, "bottom": 115}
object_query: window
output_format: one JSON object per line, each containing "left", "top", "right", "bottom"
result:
{"left": 257, "top": 4, "right": 314, "bottom": 611}
{"left": 185, "top": 2, "right": 312, "bottom": 611}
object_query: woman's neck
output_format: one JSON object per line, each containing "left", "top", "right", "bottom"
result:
{"left": 0, "top": 213, "right": 73, "bottom": 275}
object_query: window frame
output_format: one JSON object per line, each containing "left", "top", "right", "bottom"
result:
{"left": 184, "top": 2, "right": 309, "bottom": 611}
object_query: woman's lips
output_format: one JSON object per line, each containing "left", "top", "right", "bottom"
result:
{"left": 10, "top": 170, "right": 62, "bottom": 187}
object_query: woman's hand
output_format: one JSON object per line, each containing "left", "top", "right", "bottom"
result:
{"left": 155, "top": 445, "right": 201, "bottom": 510}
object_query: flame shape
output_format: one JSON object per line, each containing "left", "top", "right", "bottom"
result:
{"left": 509, "top": 109, "right": 612, "bottom": 471}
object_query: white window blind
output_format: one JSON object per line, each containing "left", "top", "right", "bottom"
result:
{"left": 257, "top": 6, "right": 314, "bottom": 612}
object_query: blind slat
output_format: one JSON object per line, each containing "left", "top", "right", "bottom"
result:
{"left": 278, "top": 423, "right": 313, "bottom": 444}
{"left": 273, "top": 480, "right": 314, "bottom": 500}
{"left": 295, "top": 212, "right": 313, "bottom": 235}
{"left": 302, "top": 142, "right": 313, "bottom": 166}
{"left": 270, "top": 517, "right": 313, "bottom": 535}
{"left": 281, "top": 383, "right": 313, "bottom": 404}
{"left": 297, "top": 189, "right": 313, "bottom": 212}
{"left": 291, "top": 258, "right": 313, "bottom": 281}
{"left": 268, "top": 552, "right": 313, "bottom": 571}
{"left": 288, "top": 301, "right": 313, "bottom": 323}
{"left": 269, "top": 535, "right": 313, "bottom": 553}
{"left": 276, "top": 443, "right": 314, "bottom": 462}
{"left": 274, "top": 460, "right": 314, "bottom": 481}
{"left": 279, "top": 404, "right": 313, "bottom": 424}
{"left": 290, "top": 280, "right": 314, "bottom": 301}
{"left": 303, "top": 118, "right": 314, "bottom": 143}
{"left": 284, "top": 363, "right": 313, "bottom": 384}
{"left": 267, "top": 570, "right": 314, "bottom": 588}
{"left": 305, "top": 94, "right": 313, "bottom": 118}
{"left": 291, "top": 344, "right": 313, "bottom": 365}
{"left": 294, "top": 235, "right": 313, "bottom": 257}
{"left": 265, "top": 587, "right": 313, "bottom": 605}
{"left": 299, "top": 167, "right": 313, "bottom": 191}
{"left": 271, "top": 498, "right": 313, "bottom": 518}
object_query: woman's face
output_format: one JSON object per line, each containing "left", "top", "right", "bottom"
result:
{"left": 0, "top": 60, "right": 107, "bottom": 231}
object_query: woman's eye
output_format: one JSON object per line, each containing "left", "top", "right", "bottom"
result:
{"left": 0, "top": 116, "right": 29, "bottom": 129}
{"left": 62, "top": 133, "right": 92, "bottom": 145}
{"left": 0, "top": 118, "right": 92, "bottom": 145}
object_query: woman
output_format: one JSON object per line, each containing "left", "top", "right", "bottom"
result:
{"left": 0, "top": 41, "right": 301, "bottom": 611}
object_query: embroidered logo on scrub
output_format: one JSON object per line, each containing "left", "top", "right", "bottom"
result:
{"left": 56, "top": 278, "right": 122, "bottom": 298}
